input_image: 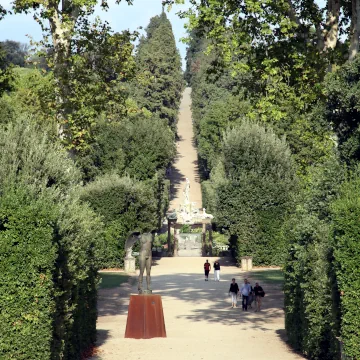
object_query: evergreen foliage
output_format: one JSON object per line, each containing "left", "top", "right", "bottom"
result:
{"left": 0, "top": 4, "right": 183, "bottom": 359}
{"left": 206, "top": 122, "right": 297, "bottom": 265}
{"left": 284, "top": 157, "right": 344, "bottom": 359}
{"left": 325, "top": 56, "right": 360, "bottom": 165}
{"left": 79, "top": 115, "right": 175, "bottom": 182}
{"left": 0, "top": 40, "right": 29, "bottom": 67}
{"left": 134, "top": 12, "right": 184, "bottom": 132}
{"left": 166, "top": 1, "right": 360, "bottom": 358}
{"left": 0, "top": 43, "right": 15, "bottom": 96}
{"left": 197, "top": 94, "right": 251, "bottom": 174}
{"left": 81, "top": 174, "right": 158, "bottom": 268}
{"left": 1, "top": 68, "right": 56, "bottom": 131}
{"left": 0, "top": 187, "right": 58, "bottom": 360}
{"left": 331, "top": 173, "right": 360, "bottom": 358}
{"left": 0, "top": 121, "right": 103, "bottom": 359}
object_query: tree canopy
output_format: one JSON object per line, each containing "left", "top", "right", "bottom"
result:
{"left": 133, "top": 11, "right": 184, "bottom": 132}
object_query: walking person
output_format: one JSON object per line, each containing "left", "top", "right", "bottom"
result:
{"left": 240, "top": 278, "right": 252, "bottom": 311}
{"left": 204, "top": 259, "right": 211, "bottom": 281}
{"left": 228, "top": 278, "right": 239, "bottom": 308}
{"left": 247, "top": 281, "right": 254, "bottom": 309}
{"left": 214, "top": 260, "right": 221, "bottom": 281}
{"left": 254, "top": 282, "right": 265, "bottom": 312}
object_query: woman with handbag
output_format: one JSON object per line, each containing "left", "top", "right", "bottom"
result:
{"left": 254, "top": 282, "right": 265, "bottom": 312}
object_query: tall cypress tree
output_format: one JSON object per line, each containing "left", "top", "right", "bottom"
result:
{"left": 134, "top": 11, "right": 184, "bottom": 132}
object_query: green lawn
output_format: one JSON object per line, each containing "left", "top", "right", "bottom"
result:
{"left": 99, "top": 272, "right": 130, "bottom": 289}
{"left": 249, "top": 269, "right": 284, "bottom": 285}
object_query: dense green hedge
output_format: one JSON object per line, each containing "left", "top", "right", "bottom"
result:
{"left": 208, "top": 122, "right": 297, "bottom": 265}
{"left": 284, "top": 158, "right": 343, "bottom": 360}
{"left": 81, "top": 173, "right": 158, "bottom": 268}
{"left": 0, "top": 188, "right": 57, "bottom": 359}
{"left": 331, "top": 175, "right": 360, "bottom": 359}
{"left": 78, "top": 115, "right": 176, "bottom": 183}
{"left": 0, "top": 122, "right": 103, "bottom": 359}
{"left": 201, "top": 179, "right": 216, "bottom": 213}
{"left": 151, "top": 173, "right": 170, "bottom": 229}
{"left": 284, "top": 214, "right": 339, "bottom": 359}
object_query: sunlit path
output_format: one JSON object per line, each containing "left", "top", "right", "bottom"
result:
{"left": 91, "top": 258, "right": 305, "bottom": 360}
{"left": 168, "top": 88, "right": 202, "bottom": 211}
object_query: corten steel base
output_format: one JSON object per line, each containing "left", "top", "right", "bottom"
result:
{"left": 125, "top": 294, "right": 166, "bottom": 339}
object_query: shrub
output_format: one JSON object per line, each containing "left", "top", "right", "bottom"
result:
{"left": 3, "top": 68, "right": 56, "bottom": 131}
{"left": 197, "top": 94, "right": 250, "bottom": 174}
{"left": 202, "top": 179, "right": 216, "bottom": 213}
{"left": 180, "top": 224, "right": 192, "bottom": 233}
{"left": 0, "top": 121, "right": 103, "bottom": 359}
{"left": 284, "top": 157, "right": 344, "bottom": 360}
{"left": 153, "top": 233, "right": 168, "bottom": 247}
{"left": 149, "top": 171, "right": 170, "bottom": 229}
{"left": 331, "top": 173, "right": 360, "bottom": 359}
{"left": 54, "top": 195, "right": 103, "bottom": 359}
{"left": 325, "top": 56, "right": 360, "bottom": 164}
{"left": 0, "top": 96, "right": 16, "bottom": 125}
{"left": 284, "top": 213, "right": 339, "bottom": 359}
{"left": 210, "top": 122, "right": 298, "bottom": 265}
{"left": 0, "top": 187, "right": 58, "bottom": 359}
{"left": 212, "top": 231, "right": 229, "bottom": 245}
{"left": 0, "top": 120, "right": 80, "bottom": 193}
{"left": 78, "top": 115, "right": 175, "bottom": 183}
{"left": 81, "top": 173, "right": 158, "bottom": 268}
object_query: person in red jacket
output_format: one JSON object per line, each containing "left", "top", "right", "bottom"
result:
{"left": 204, "top": 259, "right": 211, "bottom": 281}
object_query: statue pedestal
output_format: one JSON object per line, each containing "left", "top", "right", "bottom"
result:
{"left": 241, "top": 256, "right": 253, "bottom": 271}
{"left": 124, "top": 257, "right": 136, "bottom": 273}
{"left": 125, "top": 294, "right": 166, "bottom": 339}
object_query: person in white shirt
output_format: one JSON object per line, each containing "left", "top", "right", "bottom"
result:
{"left": 240, "top": 278, "right": 252, "bottom": 311}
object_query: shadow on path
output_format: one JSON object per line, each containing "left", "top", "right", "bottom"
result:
{"left": 94, "top": 264, "right": 302, "bottom": 359}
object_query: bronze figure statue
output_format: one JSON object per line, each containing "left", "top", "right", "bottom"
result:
{"left": 138, "top": 232, "right": 153, "bottom": 294}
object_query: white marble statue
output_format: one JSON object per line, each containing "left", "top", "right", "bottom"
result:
{"left": 183, "top": 178, "right": 190, "bottom": 204}
{"left": 202, "top": 208, "right": 214, "bottom": 220}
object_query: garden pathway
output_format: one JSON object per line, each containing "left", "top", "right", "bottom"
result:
{"left": 168, "top": 87, "right": 202, "bottom": 211}
{"left": 91, "top": 257, "right": 305, "bottom": 360}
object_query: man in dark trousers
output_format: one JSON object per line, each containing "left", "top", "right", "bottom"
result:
{"left": 214, "top": 260, "right": 221, "bottom": 281}
{"left": 254, "top": 282, "right": 265, "bottom": 312}
{"left": 240, "top": 278, "right": 252, "bottom": 311}
{"left": 204, "top": 259, "right": 211, "bottom": 281}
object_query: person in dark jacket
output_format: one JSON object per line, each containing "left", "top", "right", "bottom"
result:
{"left": 254, "top": 282, "right": 264, "bottom": 312}
{"left": 228, "top": 278, "right": 239, "bottom": 308}
{"left": 214, "top": 260, "right": 221, "bottom": 281}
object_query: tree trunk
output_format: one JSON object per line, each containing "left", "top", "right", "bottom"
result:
{"left": 349, "top": 0, "right": 360, "bottom": 61}
{"left": 323, "top": 0, "right": 341, "bottom": 51}
{"left": 48, "top": 2, "right": 79, "bottom": 142}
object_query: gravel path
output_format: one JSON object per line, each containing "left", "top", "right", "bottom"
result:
{"left": 91, "top": 257, "right": 304, "bottom": 360}
{"left": 89, "top": 90, "right": 304, "bottom": 359}
{"left": 168, "top": 87, "right": 202, "bottom": 210}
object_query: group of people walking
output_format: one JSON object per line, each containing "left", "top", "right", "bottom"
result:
{"left": 229, "top": 278, "right": 264, "bottom": 312}
{"left": 204, "top": 259, "right": 220, "bottom": 281}
{"left": 204, "top": 259, "right": 265, "bottom": 312}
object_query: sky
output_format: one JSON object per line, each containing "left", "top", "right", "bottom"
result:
{"left": 0, "top": 0, "right": 190, "bottom": 68}
{"left": 0, "top": 0, "right": 328, "bottom": 70}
